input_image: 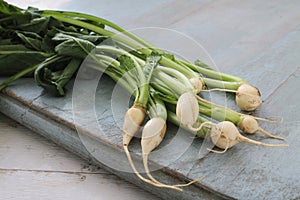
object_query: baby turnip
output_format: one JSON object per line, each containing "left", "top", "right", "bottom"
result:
{"left": 152, "top": 67, "right": 206, "bottom": 132}
{"left": 200, "top": 83, "right": 262, "bottom": 111}
{"left": 141, "top": 117, "right": 204, "bottom": 188}
{"left": 196, "top": 96, "right": 285, "bottom": 140}
{"left": 178, "top": 60, "right": 262, "bottom": 111}
{"left": 141, "top": 117, "right": 166, "bottom": 155}
{"left": 122, "top": 106, "right": 146, "bottom": 146}
{"left": 238, "top": 116, "right": 284, "bottom": 140}
{"left": 141, "top": 117, "right": 171, "bottom": 188}
{"left": 122, "top": 111, "right": 182, "bottom": 191}
{"left": 210, "top": 121, "right": 288, "bottom": 153}
{"left": 189, "top": 77, "right": 204, "bottom": 93}
{"left": 176, "top": 92, "right": 202, "bottom": 131}
{"left": 236, "top": 84, "right": 261, "bottom": 111}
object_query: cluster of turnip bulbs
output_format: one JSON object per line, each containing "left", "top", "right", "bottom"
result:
{"left": 117, "top": 51, "right": 288, "bottom": 191}
{"left": 0, "top": 2, "right": 288, "bottom": 191}
{"left": 95, "top": 32, "right": 289, "bottom": 191}
{"left": 90, "top": 38, "right": 289, "bottom": 191}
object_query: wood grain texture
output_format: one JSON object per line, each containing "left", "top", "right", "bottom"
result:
{"left": 0, "top": 113, "right": 160, "bottom": 200}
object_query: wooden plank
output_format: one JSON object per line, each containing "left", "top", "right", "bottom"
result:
{"left": 0, "top": 170, "right": 159, "bottom": 200}
{"left": 0, "top": 113, "right": 160, "bottom": 200}
{"left": 0, "top": 113, "right": 100, "bottom": 172}
{"left": 168, "top": 0, "right": 300, "bottom": 70}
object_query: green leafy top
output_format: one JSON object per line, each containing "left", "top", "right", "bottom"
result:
{"left": 0, "top": 0, "right": 22, "bottom": 15}
{"left": 118, "top": 55, "right": 135, "bottom": 72}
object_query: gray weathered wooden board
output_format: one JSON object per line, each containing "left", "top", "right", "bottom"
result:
{"left": 1, "top": 0, "right": 300, "bottom": 199}
{"left": 0, "top": 113, "right": 160, "bottom": 200}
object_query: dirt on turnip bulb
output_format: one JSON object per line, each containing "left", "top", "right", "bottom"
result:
{"left": 236, "top": 84, "right": 261, "bottom": 111}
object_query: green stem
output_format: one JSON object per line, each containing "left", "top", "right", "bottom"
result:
{"left": 42, "top": 12, "right": 202, "bottom": 92}
{"left": 90, "top": 58, "right": 165, "bottom": 118}
{"left": 95, "top": 54, "right": 123, "bottom": 71}
{"left": 159, "top": 56, "right": 197, "bottom": 79}
{"left": 41, "top": 13, "right": 152, "bottom": 55}
{"left": 167, "top": 111, "right": 211, "bottom": 138}
{"left": 95, "top": 45, "right": 148, "bottom": 108}
{"left": 203, "top": 78, "right": 242, "bottom": 90}
{"left": 0, "top": 51, "right": 53, "bottom": 57}
{"left": 150, "top": 79, "right": 176, "bottom": 98}
{"left": 56, "top": 58, "right": 81, "bottom": 88}
{"left": 197, "top": 98, "right": 241, "bottom": 125}
{"left": 0, "top": 64, "right": 38, "bottom": 90}
{"left": 152, "top": 71, "right": 187, "bottom": 96}
{"left": 41, "top": 10, "right": 157, "bottom": 51}
{"left": 42, "top": 11, "right": 200, "bottom": 80}
{"left": 178, "top": 59, "right": 245, "bottom": 82}
{"left": 194, "top": 59, "right": 216, "bottom": 71}
{"left": 148, "top": 94, "right": 167, "bottom": 120}
{"left": 156, "top": 66, "right": 193, "bottom": 89}
{"left": 86, "top": 56, "right": 138, "bottom": 97}
{"left": 0, "top": 55, "right": 62, "bottom": 90}
{"left": 96, "top": 46, "right": 145, "bottom": 83}
{"left": 107, "top": 70, "right": 136, "bottom": 95}
{"left": 90, "top": 55, "right": 137, "bottom": 94}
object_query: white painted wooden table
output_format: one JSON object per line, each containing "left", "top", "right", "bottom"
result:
{"left": 0, "top": 113, "right": 160, "bottom": 200}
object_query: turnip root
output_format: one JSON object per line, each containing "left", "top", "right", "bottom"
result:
{"left": 178, "top": 59, "right": 261, "bottom": 111}
{"left": 176, "top": 92, "right": 201, "bottom": 131}
{"left": 189, "top": 77, "right": 204, "bottom": 93}
{"left": 141, "top": 118, "right": 168, "bottom": 187}
{"left": 141, "top": 117, "right": 204, "bottom": 188}
{"left": 238, "top": 116, "right": 284, "bottom": 140}
{"left": 196, "top": 96, "right": 285, "bottom": 140}
{"left": 122, "top": 106, "right": 146, "bottom": 146}
{"left": 141, "top": 117, "right": 166, "bottom": 155}
{"left": 197, "top": 81, "right": 261, "bottom": 111}
{"left": 210, "top": 121, "right": 239, "bottom": 153}
{"left": 236, "top": 84, "right": 261, "bottom": 111}
{"left": 210, "top": 121, "right": 288, "bottom": 152}
{"left": 122, "top": 107, "right": 182, "bottom": 191}
{"left": 152, "top": 68, "right": 205, "bottom": 132}
{"left": 123, "top": 145, "right": 182, "bottom": 191}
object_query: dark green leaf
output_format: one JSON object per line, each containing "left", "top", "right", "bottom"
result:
{"left": 40, "top": 35, "right": 55, "bottom": 52}
{"left": 52, "top": 32, "right": 74, "bottom": 41}
{"left": 50, "top": 58, "right": 81, "bottom": 95}
{"left": 16, "top": 31, "right": 42, "bottom": 50}
{"left": 0, "top": 44, "right": 30, "bottom": 51}
{"left": 0, "top": 38, "right": 12, "bottom": 45}
{"left": 34, "top": 56, "right": 70, "bottom": 96}
{"left": 163, "top": 53, "right": 175, "bottom": 61}
{"left": 0, "top": 0, "right": 22, "bottom": 14}
{"left": 34, "top": 57, "right": 81, "bottom": 96}
{"left": 19, "top": 16, "right": 50, "bottom": 34}
{"left": 0, "top": 27, "right": 16, "bottom": 39}
{"left": 0, "top": 51, "right": 50, "bottom": 76}
{"left": 118, "top": 55, "right": 135, "bottom": 72}
{"left": 54, "top": 36, "right": 96, "bottom": 59}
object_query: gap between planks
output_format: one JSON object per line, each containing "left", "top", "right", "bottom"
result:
{"left": 0, "top": 168, "right": 108, "bottom": 175}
